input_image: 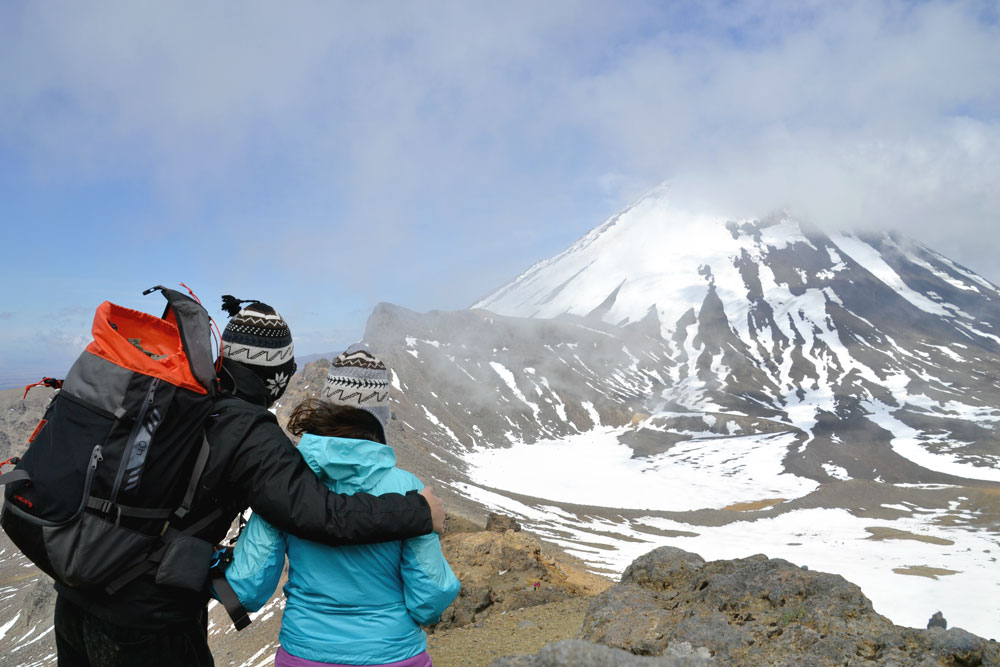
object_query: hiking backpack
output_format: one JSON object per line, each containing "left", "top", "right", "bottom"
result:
{"left": 0, "top": 285, "right": 223, "bottom": 596}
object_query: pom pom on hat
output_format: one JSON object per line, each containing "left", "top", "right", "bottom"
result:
{"left": 322, "top": 343, "right": 390, "bottom": 439}
{"left": 221, "top": 295, "right": 295, "bottom": 403}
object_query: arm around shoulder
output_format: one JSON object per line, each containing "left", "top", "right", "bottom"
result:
{"left": 231, "top": 419, "right": 434, "bottom": 545}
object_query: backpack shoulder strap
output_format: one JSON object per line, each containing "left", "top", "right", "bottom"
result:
{"left": 212, "top": 573, "right": 251, "bottom": 631}
{"left": 173, "top": 433, "right": 211, "bottom": 520}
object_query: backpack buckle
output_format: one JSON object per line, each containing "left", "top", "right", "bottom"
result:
{"left": 87, "top": 497, "right": 114, "bottom": 515}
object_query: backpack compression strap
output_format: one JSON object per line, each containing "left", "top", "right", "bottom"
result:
{"left": 0, "top": 471, "right": 30, "bottom": 486}
{"left": 0, "top": 457, "right": 29, "bottom": 486}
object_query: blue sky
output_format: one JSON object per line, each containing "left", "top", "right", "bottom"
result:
{"left": 1, "top": 1, "right": 998, "bottom": 386}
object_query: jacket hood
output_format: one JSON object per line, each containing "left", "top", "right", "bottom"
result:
{"left": 297, "top": 433, "right": 397, "bottom": 492}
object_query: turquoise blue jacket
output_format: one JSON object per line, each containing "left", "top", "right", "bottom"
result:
{"left": 225, "top": 434, "right": 460, "bottom": 665}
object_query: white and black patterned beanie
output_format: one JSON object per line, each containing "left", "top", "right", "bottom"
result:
{"left": 322, "top": 343, "right": 390, "bottom": 437}
{"left": 220, "top": 295, "right": 296, "bottom": 402}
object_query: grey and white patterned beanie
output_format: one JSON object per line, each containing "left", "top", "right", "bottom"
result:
{"left": 220, "top": 295, "right": 296, "bottom": 403}
{"left": 322, "top": 343, "right": 390, "bottom": 436}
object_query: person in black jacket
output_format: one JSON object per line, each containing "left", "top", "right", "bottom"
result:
{"left": 53, "top": 297, "right": 444, "bottom": 667}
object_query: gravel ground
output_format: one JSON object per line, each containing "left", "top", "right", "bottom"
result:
{"left": 427, "top": 596, "right": 592, "bottom": 667}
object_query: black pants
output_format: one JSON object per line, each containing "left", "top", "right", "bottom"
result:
{"left": 54, "top": 594, "right": 214, "bottom": 667}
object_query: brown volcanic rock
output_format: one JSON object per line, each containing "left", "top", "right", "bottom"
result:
{"left": 434, "top": 525, "right": 612, "bottom": 632}
{"left": 486, "top": 513, "right": 522, "bottom": 533}
{"left": 576, "top": 546, "right": 1000, "bottom": 666}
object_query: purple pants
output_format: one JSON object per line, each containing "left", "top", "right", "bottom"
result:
{"left": 274, "top": 645, "right": 432, "bottom": 667}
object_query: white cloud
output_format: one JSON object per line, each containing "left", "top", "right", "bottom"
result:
{"left": 0, "top": 0, "right": 997, "bottom": 308}
{"left": 564, "top": 1, "right": 1000, "bottom": 275}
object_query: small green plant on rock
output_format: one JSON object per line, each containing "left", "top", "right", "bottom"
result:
{"left": 779, "top": 607, "right": 805, "bottom": 627}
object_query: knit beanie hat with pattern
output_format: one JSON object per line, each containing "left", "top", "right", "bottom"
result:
{"left": 322, "top": 343, "right": 390, "bottom": 438}
{"left": 220, "top": 295, "right": 296, "bottom": 403}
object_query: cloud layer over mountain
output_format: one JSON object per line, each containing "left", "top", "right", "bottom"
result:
{"left": 2, "top": 1, "right": 997, "bottom": 381}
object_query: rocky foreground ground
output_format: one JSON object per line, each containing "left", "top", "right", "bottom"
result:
{"left": 422, "top": 516, "right": 1000, "bottom": 666}
{"left": 2, "top": 383, "right": 997, "bottom": 667}
{"left": 2, "top": 509, "right": 998, "bottom": 666}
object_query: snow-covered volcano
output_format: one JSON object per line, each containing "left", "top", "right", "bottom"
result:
{"left": 475, "top": 188, "right": 1000, "bottom": 485}
{"left": 344, "top": 188, "right": 1000, "bottom": 637}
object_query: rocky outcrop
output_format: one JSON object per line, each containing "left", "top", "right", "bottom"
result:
{"left": 494, "top": 546, "right": 999, "bottom": 665}
{"left": 551, "top": 546, "right": 999, "bottom": 665}
{"left": 434, "top": 521, "right": 611, "bottom": 631}
{"left": 486, "top": 513, "right": 521, "bottom": 533}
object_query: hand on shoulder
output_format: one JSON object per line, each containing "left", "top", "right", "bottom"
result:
{"left": 419, "top": 487, "right": 445, "bottom": 534}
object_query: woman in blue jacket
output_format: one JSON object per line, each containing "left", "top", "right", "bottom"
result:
{"left": 225, "top": 344, "right": 460, "bottom": 667}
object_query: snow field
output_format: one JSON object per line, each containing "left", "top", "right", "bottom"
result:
{"left": 459, "top": 425, "right": 1000, "bottom": 640}
{"left": 465, "top": 427, "right": 818, "bottom": 512}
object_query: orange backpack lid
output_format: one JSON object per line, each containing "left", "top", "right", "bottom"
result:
{"left": 85, "top": 301, "right": 208, "bottom": 395}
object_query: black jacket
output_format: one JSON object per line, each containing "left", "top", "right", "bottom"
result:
{"left": 57, "top": 360, "right": 433, "bottom": 627}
